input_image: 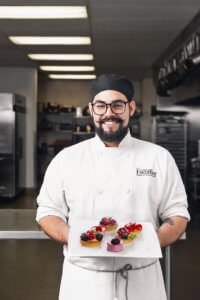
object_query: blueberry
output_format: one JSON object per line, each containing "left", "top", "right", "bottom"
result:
{"left": 118, "top": 227, "right": 124, "bottom": 231}
{"left": 111, "top": 238, "right": 120, "bottom": 245}
{"left": 121, "top": 233, "right": 128, "bottom": 239}
{"left": 100, "top": 221, "right": 104, "bottom": 225}
{"left": 80, "top": 233, "right": 88, "bottom": 241}
{"left": 110, "top": 222, "right": 115, "bottom": 225}
{"left": 96, "top": 233, "right": 103, "bottom": 241}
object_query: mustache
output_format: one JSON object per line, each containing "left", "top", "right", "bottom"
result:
{"left": 96, "top": 117, "right": 123, "bottom": 124}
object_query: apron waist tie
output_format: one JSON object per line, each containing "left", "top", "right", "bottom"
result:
{"left": 68, "top": 259, "right": 158, "bottom": 300}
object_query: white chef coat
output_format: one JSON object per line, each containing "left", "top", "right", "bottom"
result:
{"left": 36, "top": 131, "right": 190, "bottom": 300}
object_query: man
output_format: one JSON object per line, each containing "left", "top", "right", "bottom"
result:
{"left": 36, "top": 74, "right": 190, "bottom": 300}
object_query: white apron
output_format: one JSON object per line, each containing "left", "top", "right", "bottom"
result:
{"left": 36, "top": 132, "right": 190, "bottom": 300}
{"left": 59, "top": 257, "right": 166, "bottom": 300}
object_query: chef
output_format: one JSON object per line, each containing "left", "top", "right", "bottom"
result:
{"left": 36, "top": 74, "right": 190, "bottom": 300}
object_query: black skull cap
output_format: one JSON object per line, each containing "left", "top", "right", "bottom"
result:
{"left": 90, "top": 74, "right": 134, "bottom": 101}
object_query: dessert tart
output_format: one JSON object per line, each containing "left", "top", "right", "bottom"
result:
{"left": 124, "top": 222, "right": 143, "bottom": 235}
{"left": 80, "top": 230, "right": 103, "bottom": 247}
{"left": 107, "top": 238, "right": 123, "bottom": 252}
{"left": 115, "top": 227, "right": 136, "bottom": 244}
{"left": 99, "top": 217, "right": 118, "bottom": 231}
{"left": 90, "top": 225, "right": 106, "bottom": 236}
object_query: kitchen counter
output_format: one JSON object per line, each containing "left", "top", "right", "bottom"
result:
{"left": 0, "top": 208, "right": 186, "bottom": 240}
{"left": 0, "top": 209, "right": 49, "bottom": 239}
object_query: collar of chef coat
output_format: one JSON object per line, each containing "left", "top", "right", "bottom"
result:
{"left": 93, "top": 130, "right": 133, "bottom": 155}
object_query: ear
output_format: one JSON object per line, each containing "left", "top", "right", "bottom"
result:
{"left": 129, "top": 100, "right": 136, "bottom": 117}
{"left": 88, "top": 102, "right": 93, "bottom": 116}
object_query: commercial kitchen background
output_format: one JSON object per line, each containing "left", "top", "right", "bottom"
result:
{"left": 0, "top": 1, "right": 200, "bottom": 300}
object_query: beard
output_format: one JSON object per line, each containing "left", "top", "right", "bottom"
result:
{"left": 94, "top": 116, "right": 130, "bottom": 143}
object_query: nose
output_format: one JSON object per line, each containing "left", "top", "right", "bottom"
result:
{"left": 104, "top": 103, "right": 115, "bottom": 117}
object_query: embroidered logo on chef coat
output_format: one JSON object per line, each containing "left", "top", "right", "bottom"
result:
{"left": 136, "top": 168, "right": 157, "bottom": 177}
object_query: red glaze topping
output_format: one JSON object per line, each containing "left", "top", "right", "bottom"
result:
{"left": 134, "top": 224, "right": 142, "bottom": 231}
{"left": 95, "top": 226, "right": 105, "bottom": 232}
{"left": 117, "top": 227, "right": 130, "bottom": 237}
{"left": 125, "top": 222, "right": 142, "bottom": 232}
{"left": 86, "top": 231, "right": 96, "bottom": 240}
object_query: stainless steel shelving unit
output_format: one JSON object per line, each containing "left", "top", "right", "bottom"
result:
{"left": 152, "top": 113, "right": 188, "bottom": 184}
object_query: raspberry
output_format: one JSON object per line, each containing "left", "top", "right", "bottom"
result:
{"left": 104, "top": 220, "right": 110, "bottom": 226}
{"left": 135, "top": 224, "right": 142, "bottom": 231}
{"left": 86, "top": 231, "right": 96, "bottom": 240}
{"left": 95, "top": 226, "right": 103, "bottom": 232}
{"left": 125, "top": 222, "right": 136, "bottom": 232}
{"left": 117, "top": 228, "right": 125, "bottom": 236}
{"left": 124, "top": 227, "right": 130, "bottom": 234}
{"left": 117, "top": 227, "right": 130, "bottom": 236}
{"left": 110, "top": 219, "right": 116, "bottom": 224}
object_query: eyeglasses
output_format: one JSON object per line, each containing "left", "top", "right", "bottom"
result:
{"left": 91, "top": 100, "right": 129, "bottom": 116}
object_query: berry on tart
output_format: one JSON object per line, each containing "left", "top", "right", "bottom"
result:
{"left": 99, "top": 217, "right": 118, "bottom": 231}
{"left": 80, "top": 230, "right": 103, "bottom": 247}
{"left": 124, "top": 222, "right": 143, "bottom": 235}
{"left": 90, "top": 225, "right": 106, "bottom": 236}
{"left": 107, "top": 238, "right": 123, "bottom": 252}
{"left": 115, "top": 227, "right": 136, "bottom": 244}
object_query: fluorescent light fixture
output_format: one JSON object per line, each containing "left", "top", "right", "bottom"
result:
{"left": 28, "top": 54, "right": 94, "bottom": 61}
{"left": 48, "top": 74, "right": 96, "bottom": 80}
{"left": 9, "top": 36, "right": 91, "bottom": 45}
{"left": 40, "top": 66, "right": 95, "bottom": 72}
{"left": 0, "top": 6, "right": 87, "bottom": 19}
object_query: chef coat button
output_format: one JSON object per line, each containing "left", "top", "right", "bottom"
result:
{"left": 98, "top": 190, "right": 103, "bottom": 194}
{"left": 125, "top": 188, "right": 130, "bottom": 193}
{"left": 127, "top": 153, "right": 130, "bottom": 158}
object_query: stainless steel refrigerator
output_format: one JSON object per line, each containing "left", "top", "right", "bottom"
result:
{"left": 0, "top": 93, "right": 26, "bottom": 198}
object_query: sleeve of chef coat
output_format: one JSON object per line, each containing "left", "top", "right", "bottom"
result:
{"left": 36, "top": 152, "right": 68, "bottom": 224}
{"left": 158, "top": 152, "right": 190, "bottom": 221}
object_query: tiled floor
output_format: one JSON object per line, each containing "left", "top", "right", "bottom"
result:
{"left": 0, "top": 190, "right": 200, "bottom": 300}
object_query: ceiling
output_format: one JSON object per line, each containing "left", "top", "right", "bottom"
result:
{"left": 0, "top": 0, "right": 199, "bottom": 80}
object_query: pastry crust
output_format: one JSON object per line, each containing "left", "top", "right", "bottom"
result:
{"left": 80, "top": 239, "right": 102, "bottom": 247}
{"left": 131, "top": 230, "right": 141, "bottom": 235}
{"left": 104, "top": 223, "right": 118, "bottom": 231}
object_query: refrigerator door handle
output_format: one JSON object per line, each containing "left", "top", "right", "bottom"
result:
{"left": 19, "top": 137, "right": 23, "bottom": 159}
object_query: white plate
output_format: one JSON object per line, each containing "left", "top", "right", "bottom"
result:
{"left": 68, "top": 220, "right": 162, "bottom": 258}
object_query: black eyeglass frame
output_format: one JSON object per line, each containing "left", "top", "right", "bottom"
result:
{"left": 91, "top": 100, "right": 129, "bottom": 116}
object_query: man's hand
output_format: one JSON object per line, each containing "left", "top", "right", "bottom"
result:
{"left": 157, "top": 216, "right": 188, "bottom": 248}
{"left": 39, "top": 215, "right": 69, "bottom": 244}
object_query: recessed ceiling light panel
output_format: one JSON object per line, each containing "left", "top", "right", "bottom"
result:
{"left": 28, "top": 54, "right": 94, "bottom": 61}
{"left": 9, "top": 36, "right": 91, "bottom": 45}
{"left": 0, "top": 6, "right": 87, "bottom": 19}
{"left": 40, "top": 66, "right": 95, "bottom": 72}
{"left": 48, "top": 74, "right": 96, "bottom": 80}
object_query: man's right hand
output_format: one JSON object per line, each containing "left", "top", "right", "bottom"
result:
{"left": 39, "top": 215, "right": 69, "bottom": 244}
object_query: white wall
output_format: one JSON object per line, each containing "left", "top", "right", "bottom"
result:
{"left": 0, "top": 67, "right": 37, "bottom": 188}
{"left": 140, "top": 78, "right": 157, "bottom": 141}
